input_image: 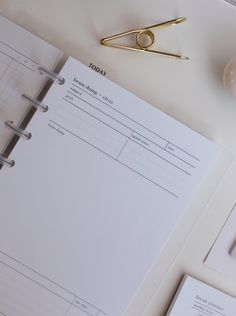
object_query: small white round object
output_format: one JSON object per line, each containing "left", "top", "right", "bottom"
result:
{"left": 223, "top": 55, "right": 236, "bottom": 101}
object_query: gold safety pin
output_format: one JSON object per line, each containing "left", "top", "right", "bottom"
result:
{"left": 100, "top": 17, "right": 189, "bottom": 60}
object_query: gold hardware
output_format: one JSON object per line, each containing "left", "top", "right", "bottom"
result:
{"left": 100, "top": 17, "right": 189, "bottom": 60}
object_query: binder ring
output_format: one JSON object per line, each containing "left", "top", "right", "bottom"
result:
{"left": 22, "top": 94, "right": 48, "bottom": 112}
{"left": 38, "top": 66, "right": 65, "bottom": 85}
{"left": 0, "top": 155, "right": 15, "bottom": 167}
{"left": 5, "top": 120, "right": 32, "bottom": 140}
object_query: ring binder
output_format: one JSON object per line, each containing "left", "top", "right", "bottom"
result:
{"left": 5, "top": 121, "right": 32, "bottom": 140}
{"left": 38, "top": 66, "right": 65, "bottom": 85}
{"left": 22, "top": 94, "right": 48, "bottom": 112}
{"left": 0, "top": 16, "right": 65, "bottom": 171}
{"left": 0, "top": 155, "right": 15, "bottom": 167}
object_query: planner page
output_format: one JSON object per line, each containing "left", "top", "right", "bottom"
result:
{"left": 0, "top": 15, "right": 63, "bottom": 153}
{"left": 0, "top": 57, "right": 220, "bottom": 316}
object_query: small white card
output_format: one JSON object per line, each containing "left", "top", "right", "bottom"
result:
{"left": 165, "top": 275, "right": 236, "bottom": 316}
{"left": 205, "top": 203, "right": 236, "bottom": 282}
{"left": 230, "top": 241, "right": 236, "bottom": 259}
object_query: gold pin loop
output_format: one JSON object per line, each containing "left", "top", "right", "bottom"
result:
{"left": 100, "top": 17, "right": 189, "bottom": 60}
{"left": 136, "top": 29, "right": 155, "bottom": 49}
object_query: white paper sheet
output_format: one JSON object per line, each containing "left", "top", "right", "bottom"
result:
{"left": 205, "top": 203, "right": 236, "bottom": 282}
{"left": 0, "top": 57, "right": 220, "bottom": 316}
{"left": 0, "top": 15, "right": 63, "bottom": 152}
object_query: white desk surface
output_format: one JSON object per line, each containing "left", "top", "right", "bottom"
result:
{"left": 1, "top": 0, "right": 236, "bottom": 315}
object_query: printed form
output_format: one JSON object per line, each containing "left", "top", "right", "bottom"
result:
{"left": 0, "top": 57, "right": 220, "bottom": 316}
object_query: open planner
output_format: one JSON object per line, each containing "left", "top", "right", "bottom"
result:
{"left": 0, "top": 15, "right": 221, "bottom": 316}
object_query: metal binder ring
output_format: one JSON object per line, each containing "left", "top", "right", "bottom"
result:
{"left": 5, "top": 121, "right": 32, "bottom": 140}
{"left": 38, "top": 66, "right": 65, "bottom": 85}
{"left": 22, "top": 94, "right": 48, "bottom": 112}
{"left": 0, "top": 155, "right": 15, "bottom": 167}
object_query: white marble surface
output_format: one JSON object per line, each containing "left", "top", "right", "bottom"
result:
{"left": 1, "top": 0, "right": 236, "bottom": 315}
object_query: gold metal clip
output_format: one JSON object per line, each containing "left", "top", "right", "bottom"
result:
{"left": 100, "top": 17, "right": 189, "bottom": 60}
